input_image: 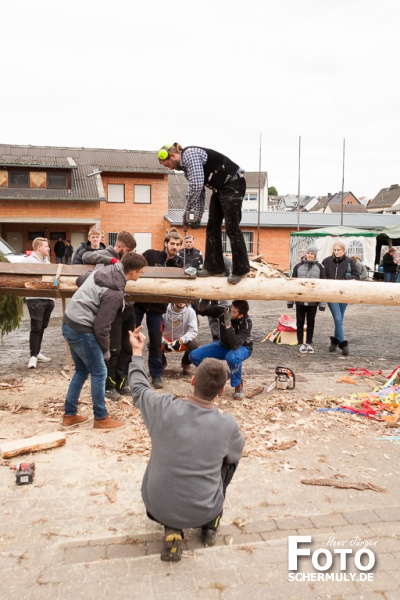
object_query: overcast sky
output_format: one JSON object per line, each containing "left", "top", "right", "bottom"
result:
{"left": 2, "top": 0, "right": 399, "bottom": 200}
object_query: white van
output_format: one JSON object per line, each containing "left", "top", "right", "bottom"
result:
{"left": 0, "top": 237, "right": 27, "bottom": 262}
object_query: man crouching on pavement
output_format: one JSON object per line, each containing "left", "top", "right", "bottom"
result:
{"left": 128, "top": 327, "right": 245, "bottom": 562}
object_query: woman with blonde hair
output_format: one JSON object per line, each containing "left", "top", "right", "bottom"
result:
{"left": 322, "top": 240, "right": 359, "bottom": 355}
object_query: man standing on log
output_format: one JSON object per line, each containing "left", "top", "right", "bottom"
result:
{"left": 158, "top": 143, "right": 250, "bottom": 284}
{"left": 20, "top": 237, "right": 55, "bottom": 369}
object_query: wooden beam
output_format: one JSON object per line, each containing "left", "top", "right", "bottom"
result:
{"left": 1, "top": 264, "right": 400, "bottom": 305}
{"left": 0, "top": 431, "right": 67, "bottom": 459}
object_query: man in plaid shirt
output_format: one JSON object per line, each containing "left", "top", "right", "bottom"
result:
{"left": 158, "top": 143, "right": 250, "bottom": 284}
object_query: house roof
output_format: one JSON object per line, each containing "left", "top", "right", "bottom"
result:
{"left": 165, "top": 209, "right": 399, "bottom": 229}
{"left": 0, "top": 144, "right": 165, "bottom": 202}
{"left": 312, "top": 191, "right": 359, "bottom": 212}
{"left": 327, "top": 204, "right": 368, "bottom": 213}
{"left": 368, "top": 184, "right": 400, "bottom": 210}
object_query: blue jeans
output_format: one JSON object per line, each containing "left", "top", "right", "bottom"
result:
{"left": 384, "top": 272, "right": 394, "bottom": 283}
{"left": 62, "top": 323, "right": 108, "bottom": 419}
{"left": 189, "top": 341, "right": 252, "bottom": 387}
{"left": 134, "top": 306, "right": 163, "bottom": 379}
{"left": 327, "top": 303, "right": 347, "bottom": 343}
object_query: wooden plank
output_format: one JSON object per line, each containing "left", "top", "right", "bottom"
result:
{"left": 0, "top": 431, "right": 67, "bottom": 459}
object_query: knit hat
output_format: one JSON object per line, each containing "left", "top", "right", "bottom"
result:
{"left": 306, "top": 245, "right": 318, "bottom": 256}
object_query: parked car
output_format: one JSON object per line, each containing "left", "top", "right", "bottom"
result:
{"left": 0, "top": 237, "right": 27, "bottom": 262}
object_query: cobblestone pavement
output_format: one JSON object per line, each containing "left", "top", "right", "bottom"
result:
{"left": 1, "top": 299, "right": 400, "bottom": 599}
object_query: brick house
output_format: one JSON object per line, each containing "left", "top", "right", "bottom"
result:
{"left": 0, "top": 144, "right": 169, "bottom": 257}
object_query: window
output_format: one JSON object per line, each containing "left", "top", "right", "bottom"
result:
{"left": 222, "top": 231, "right": 254, "bottom": 255}
{"left": 108, "top": 184, "right": 125, "bottom": 203}
{"left": 243, "top": 193, "right": 258, "bottom": 202}
{"left": 108, "top": 232, "right": 118, "bottom": 246}
{"left": 28, "top": 231, "right": 45, "bottom": 240}
{"left": 347, "top": 240, "right": 364, "bottom": 261}
{"left": 9, "top": 171, "right": 29, "bottom": 187}
{"left": 47, "top": 172, "right": 67, "bottom": 189}
{"left": 134, "top": 185, "right": 151, "bottom": 204}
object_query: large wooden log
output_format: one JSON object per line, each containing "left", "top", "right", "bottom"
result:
{"left": 0, "top": 263, "right": 399, "bottom": 305}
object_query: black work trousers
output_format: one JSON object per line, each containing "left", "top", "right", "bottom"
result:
{"left": 26, "top": 299, "right": 55, "bottom": 357}
{"left": 146, "top": 462, "right": 238, "bottom": 533}
{"left": 106, "top": 304, "right": 136, "bottom": 390}
{"left": 295, "top": 304, "right": 318, "bottom": 345}
{"left": 204, "top": 178, "right": 250, "bottom": 277}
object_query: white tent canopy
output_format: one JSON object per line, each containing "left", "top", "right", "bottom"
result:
{"left": 290, "top": 226, "right": 378, "bottom": 272}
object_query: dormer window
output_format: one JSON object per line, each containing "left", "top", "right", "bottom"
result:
{"left": 47, "top": 172, "right": 68, "bottom": 189}
{"left": 9, "top": 171, "right": 29, "bottom": 187}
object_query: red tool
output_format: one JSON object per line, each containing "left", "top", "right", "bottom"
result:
{"left": 11, "top": 462, "right": 35, "bottom": 485}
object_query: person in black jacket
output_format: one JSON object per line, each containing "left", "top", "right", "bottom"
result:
{"left": 288, "top": 245, "right": 326, "bottom": 354}
{"left": 71, "top": 228, "right": 105, "bottom": 264}
{"left": 382, "top": 247, "right": 397, "bottom": 283}
{"left": 178, "top": 234, "right": 203, "bottom": 270}
{"left": 189, "top": 300, "right": 253, "bottom": 399}
{"left": 135, "top": 228, "right": 184, "bottom": 389}
{"left": 158, "top": 143, "right": 250, "bottom": 284}
{"left": 322, "top": 241, "right": 359, "bottom": 356}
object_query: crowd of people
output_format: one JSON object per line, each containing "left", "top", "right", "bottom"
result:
{"left": 16, "top": 141, "right": 392, "bottom": 563}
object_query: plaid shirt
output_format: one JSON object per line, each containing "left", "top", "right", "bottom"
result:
{"left": 179, "top": 147, "right": 207, "bottom": 219}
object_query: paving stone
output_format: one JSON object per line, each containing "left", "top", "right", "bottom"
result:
{"left": 309, "top": 512, "right": 349, "bottom": 528}
{"left": 341, "top": 509, "right": 382, "bottom": 525}
{"left": 275, "top": 515, "right": 315, "bottom": 531}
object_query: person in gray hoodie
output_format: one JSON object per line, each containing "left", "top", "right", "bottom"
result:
{"left": 287, "top": 245, "right": 326, "bottom": 354}
{"left": 61, "top": 251, "right": 147, "bottom": 430}
{"left": 128, "top": 326, "right": 245, "bottom": 562}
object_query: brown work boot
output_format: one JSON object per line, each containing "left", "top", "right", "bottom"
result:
{"left": 61, "top": 414, "right": 89, "bottom": 428}
{"left": 93, "top": 414, "right": 125, "bottom": 430}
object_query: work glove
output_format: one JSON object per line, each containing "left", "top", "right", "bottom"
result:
{"left": 287, "top": 302, "right": 294, "bottom": 309}
{"left": 172, "top": 339, "right": 183, "bottom": 351}
{"left": 103, "top": 351, "right": 111, "bottom": 362}
{"left": 161, "top": 340, "right": 173, "bottom": 352}
{"left": 319, "top": 305, "right": 326, "bottom": 312}
{"left": 110, "top": 258, "right": 119, "bottom": 264}
{"left": 223, "top": 305, "right": 232, "bottom": 327}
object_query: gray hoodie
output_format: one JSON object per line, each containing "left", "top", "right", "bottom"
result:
{"left": 129, "top": 356, "right": 245, "bottom": 529}
{"left": 63, "top": 263, "right": 126, "bottom": 355}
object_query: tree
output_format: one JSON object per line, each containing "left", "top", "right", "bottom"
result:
{"left": 268, "top": 186, "right": 278, "bottom": 196}
{"left": 0, "top": 254, "right": 24, "bottom": 338}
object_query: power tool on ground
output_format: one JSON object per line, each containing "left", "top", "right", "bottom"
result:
{"left": 266, "top": 366, "right": 296, "bottom": 393}
{"left": 11, "top": 462, "right": 35, "bottom": 485}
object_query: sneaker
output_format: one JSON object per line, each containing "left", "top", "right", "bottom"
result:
{"left": 197, "top": 269, "right": 223, "bottom": 278}
{"left": 152, "top": 377, "right": 163, "bottom": 389}
{"left": 37, "top": 352, "right": 51, "bottom": 362}
{"left": 182, "top": 365, "right": 192, "bottom": 376}
{"left": 201, "top": 528, "right": 217, "bottom": 547}
{"left": 118, "top": 385, "right": 131, "bottom": 396}
{"left": 227, "top": 273, "right": 245, "bottom": 285}
{"left": 61, "top": 414, "right": 89, "bottom": 428}
{"left": 233, "top": 381, "right": 244, "bottom": 399}
{"left": 93, "top": 415, "right": 125, "bottom": 430}
{"left": 306, "top": 344, "right": 315, "bottom": 354}
{"left": 160, "top": 528, "right": 183, "bottom": 562}
{"left": 28, "top": 356, "right": 37, "bottom": 369}
{"left": 299, "top": 344, "right": 308, "bottom": 354}
{"left": 105, "top": 388, "right": 122, "bottom": 402}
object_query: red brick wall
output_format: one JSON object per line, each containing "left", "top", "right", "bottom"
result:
{"left": 101, "top": 174, "right": 169, "bottom": 250}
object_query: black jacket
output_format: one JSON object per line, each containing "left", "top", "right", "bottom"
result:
{"left": 135, "top": 249, "right": 183, "bottom": 314}
{"left": 178, "top": 247, "right": 203, "bottom": 269}
{"left": 72, "top": 241, "right": 106, "bottom": 265}
{"left": 322, "top": 254, "right": 359, "bottom": 280}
